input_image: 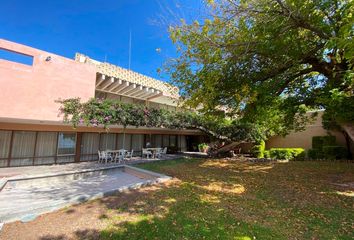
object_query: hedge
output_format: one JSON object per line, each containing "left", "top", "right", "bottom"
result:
{"left": 269, "top": 148, "right": 305, "bottom": 160}
{"left": 322, "top": 146, "right": 347, "bottom": 160}
{"left": 308, "top": 135, "right": 348, "bottom": 160}
{"left": 307, "top": 148, "right": 323, "bottom": 160}
{"left": 312, "top": 136, "right": 336, "bottom": 150}
{"left": 251, "top": 140, "right": 265, "bottom": 158}
{"left": 264, "top": 150, "right": 270, "bottom": 159}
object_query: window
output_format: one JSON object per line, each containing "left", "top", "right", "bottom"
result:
{"left": 163, "top": 135, "right": 169, "bottom": 147}
{"left": 0, "top": 130, "right": 11, "bottom": 159}
{"left": 0, "top": 130, "right": 11, "bottom": 167}
{"left": 81, "top": 133, "right": 100, "bottom": 154}
{"left": 81, "top": 133, "right": 100, "bottom": 161}
{"left": 35, "top": 132, "right": 57, "bottom": 165}
{"left": 57, "top": 133, "right": 76, "bottom": 155}
{"left": 132, "top": 134, "right": 143, "bottom": 153}
{"left": 117, "top": 133, "right": 131, "bottom": 150}
{"left": 170, "top": 135, "right": 177, "bottom": 147}
{"left": 10, "top": 131, "right": 36, "bottom": 166}
{"left": 151, "top": 135, "right": 162, "bottom": 148}
{"left": 99, "top": 133, "right": 116, "bottom": 150}
{"left": 0, "top": 48, "right": 33, "bottom": 66}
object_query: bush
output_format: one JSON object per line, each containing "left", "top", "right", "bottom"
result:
{"left": 264, "top": 150, "right": 270, "bottom": 159}
{"left": 251, "top": 140, "right": 265, "bottom": 158}
{"left": 292, "top": 149, "right": 306, "bottom": 160}
{"left": 312, "top": 136, "right": 323, "bottom": 149}
{"left": 322, "top": 136, "right": 336, "bottom": 146}
{"left": 310, "top": 136, "right": 338, "bottom": 160}
{"left": 307, "top": 148, "right": 323, "bottom": 160}
{"left": 322, "top": 146, "right": 347, "bottom": 160}
{"left": 269, "top": 148, "right": 305, "bottom": 160}
{"left": 198, "top": 143, "right": 209, "bottom": 152}
{"left": 312, "top": 136, "right": 336, "bottom": 149}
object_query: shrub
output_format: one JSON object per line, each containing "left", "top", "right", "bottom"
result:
{"left": 269, "top": 148, "right": 305, "bottom": 160}
{"left": 322, "top": 146, "right": 347, "bottom": 160}
{"left": 198, "top": 143, "right": 209, "bottom": 152}
{"left": 307, "top": 148, "right": 323, "bottom": 160}
{"left": 251, "top": 140, "right": 265, "bottom": 158}
{"left": 322, "top": 136, "right": 336, "bottom": 146}
{"left": 292, "top": 149, "right": 306, "bottom": 160}
{"left": 312, "top": 136, "right": 336, "bottom": 150}
{"left": 263, "top": 150, "right": 270, "bottom": 159}
{"left": 312, "top": 136, "right": 323, "bottom": 149}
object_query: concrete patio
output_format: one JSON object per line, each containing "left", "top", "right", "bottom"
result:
{"left": 0, "top": 163, "right": 172, "bottom": 223}
{"left": 0, "top": 154, "right": 182, "bottom": 179}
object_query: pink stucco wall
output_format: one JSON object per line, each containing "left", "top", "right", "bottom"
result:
{"left": 0, "top": 39, "right": 96, "bottom": 121}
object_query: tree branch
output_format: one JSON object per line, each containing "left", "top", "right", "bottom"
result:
{"left": 273, "top": 0, "right": 331, "bottom": 39}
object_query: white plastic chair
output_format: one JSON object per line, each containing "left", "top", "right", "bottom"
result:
{"left": 98, "top": 150, "right": 103, "bottom": 163}
{"left": 155, "top": 148, "right": 163, "bottom": 158}
{"left": 156, "top": 147, "right": 167, "bottom": 158}
{"left": 101, "top": 151, "right": 112, "bottom": 164}
{"left": 142, "top": 148, "right": 152, "bottom": 159}
{"left": 113, "top": 152, "right": 123, "bottom": 164}
{"left": 125, "top": 149, "right": 134, "bottom": 160}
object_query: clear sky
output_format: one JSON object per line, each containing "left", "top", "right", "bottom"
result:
{"left": 0, "top": 0, "right": 204, "bottom": 82}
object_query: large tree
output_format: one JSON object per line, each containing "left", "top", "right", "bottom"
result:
{"left": 167, "top": 0, "right": 353, "bottom": 137}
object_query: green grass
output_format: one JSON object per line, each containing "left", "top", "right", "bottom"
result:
{"left": 98, "top": 158, "right": 354, "bottom": 240}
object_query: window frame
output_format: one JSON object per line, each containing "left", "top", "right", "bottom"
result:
{"left": 57, "top": 132, "right": 77, "bottom": 156}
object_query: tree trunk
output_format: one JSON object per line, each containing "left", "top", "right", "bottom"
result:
{"left": 342, "top": 130, "right": 353, "bottom": 160}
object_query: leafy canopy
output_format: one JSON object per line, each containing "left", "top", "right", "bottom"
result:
{"left": 57, "top": 98, "right": 264, "bottom": 142}
{"left": 167, "top": 0, "right": 354, "bottom": 134}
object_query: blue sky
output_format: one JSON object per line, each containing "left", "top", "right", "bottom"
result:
{"left": 0, "top": 0, "right": 204, "bottom": 82}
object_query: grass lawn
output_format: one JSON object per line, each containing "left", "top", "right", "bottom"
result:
{"left": 1, "top": 158, "right": 353, "bottom": 240}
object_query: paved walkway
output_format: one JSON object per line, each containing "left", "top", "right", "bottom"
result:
{"left": 0, "top": 154, "right": 181, "bottom": 179}
{"left": 0, "top": 166, "right": 163, "bottom": 223}
{"left": 0, "top": 169, "right": 144, "bottom": 222}
{"left": 0, "top": 154, "right": 181, "bottom": 223}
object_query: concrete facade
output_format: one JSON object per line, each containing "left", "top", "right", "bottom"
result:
{"left": 0, "top": 39, "right": 202, "bottom": 168}
{"left": 0, "top": 39, "right": 96, "bottom": 122}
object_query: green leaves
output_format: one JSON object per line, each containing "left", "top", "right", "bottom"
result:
{"left": 58, "top": 98, "right": 265, "bottom": 142}
{"left": 167, "top": 0, "right": 353, "bottom": 137}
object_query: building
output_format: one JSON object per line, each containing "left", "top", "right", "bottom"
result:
{"left": 266, "top": 110, "right": 353, "bottom": 154}
{"left": 0, "top": 39, "right": 204, "bottom": 167}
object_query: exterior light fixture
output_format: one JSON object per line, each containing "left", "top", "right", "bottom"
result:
{"left": 45, "top": 56, "right": 51, "bottom": 62}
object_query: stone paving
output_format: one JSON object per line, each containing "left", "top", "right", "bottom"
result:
{"left": 0, "top": 155, "right": 177, "bottom": 223}
{"left": 0, "top": 154, "right": 181, "bottom": 179}
{"left": 0, "top": 168, "right": 146, "bottom": 222}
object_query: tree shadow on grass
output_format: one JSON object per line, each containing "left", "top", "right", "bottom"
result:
{"left": 87, "top": 175, "right": 278, "bottom": 240}
{"left": 13, "top": 159, "right": 354, "bottom": 240}
{"left": 40, "top": 229, "right": 101, "bottom": 240}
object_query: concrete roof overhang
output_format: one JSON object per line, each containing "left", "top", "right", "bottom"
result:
{"left": 95, "top": 73, "right": 178, "bottom": 106}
